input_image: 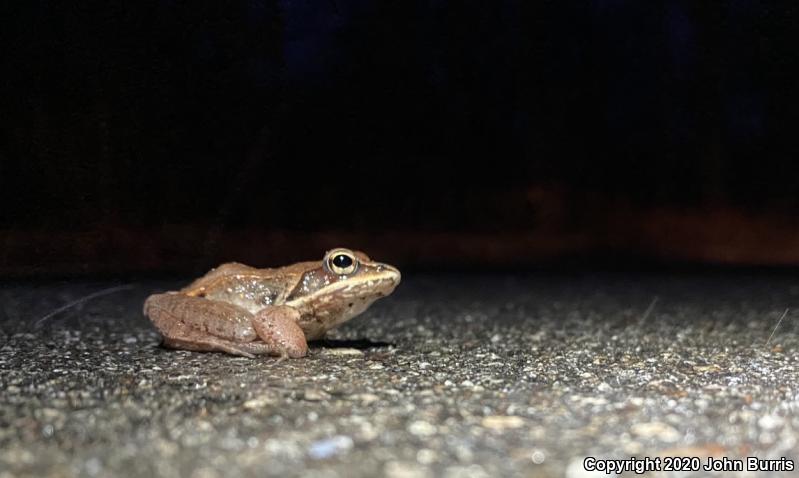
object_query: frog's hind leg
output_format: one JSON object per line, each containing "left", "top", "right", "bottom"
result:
{"left": 145, "top": 293, "right": 258, "bottom": 339}
{"left": 144, "top": 293, "right": 308, "bottom": 358}
{"left": 144, "top": 293, "right": 261, "bottom": 357}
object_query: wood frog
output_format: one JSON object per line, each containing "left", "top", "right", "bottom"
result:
{"left": 144, "top": 248, "right": 400, "bottom": 358}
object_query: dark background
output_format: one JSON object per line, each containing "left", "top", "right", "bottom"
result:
{"left": 3, "top": 1, "right": 799, "bottom": 276}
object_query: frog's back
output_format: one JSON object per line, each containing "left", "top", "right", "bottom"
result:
{"left": 181, "top": 262, "right": 300, "bottom": 313}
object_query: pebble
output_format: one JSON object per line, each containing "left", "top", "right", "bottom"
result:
{"left": 189, "top": 467, "right": 220, "bottom": 478}
{"left": 416, "top": 448, "right": 437, "bottom": 465}
{"left": 630, "top": 422, "right": 681, "bottom": 442}
{"left": 384, "top": 461, "right": 432, "bottom": 478}
{"left": 758, "top": 414, "right": 784, "bottom": 430}
{"left": 481, "top": 415, "right": 525, "bottom": 430}
{"left": 443, "top": 465, "right": 489, "bottom": 478}
{"left": 408, "top": 420, "right": 437, "bottom": 437}
{"left": 84, "top": 457, "right": 102, "bottom": 476}
{"left": 308, "top": 435, "right": 354, "bottom": 460}
{"left": 693, "top": 364, "right": 721, "bottom": 373}
{"left": 243, "top": 395, "right": 277, "bottom": 409}
{"left": 565, "top": 458, "right": 606, "bottom": 478}
{"left": 530, "top": 449, "right": 546, "bottom": 464}
{"left": 321, "top": 348, "right": 364, "bottom": 357}
{"left": 302, "top": 389, "right": 330, "bottom": 401}
{"left": 353, "top": 393, "right": 380, "bottom": 405}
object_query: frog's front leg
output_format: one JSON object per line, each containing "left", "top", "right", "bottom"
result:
{"left": 249, "top": 305, "right": 308, "bottom": 358}
{"left": 144, "top": 294, "right": 308, "bottom": 358}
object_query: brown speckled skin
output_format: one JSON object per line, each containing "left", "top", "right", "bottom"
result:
{"left": 143, "top": 248, "right": 400, "bottom": 358}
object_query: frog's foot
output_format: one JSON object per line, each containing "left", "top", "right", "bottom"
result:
{"left": 162, "top": 336, "right": 258, "bottom": 359}
{"left": 251, "top": 305, "right": 308, "bottom": 359}
{"left": 162, "top": 335, "right": 304, "bottom": 359}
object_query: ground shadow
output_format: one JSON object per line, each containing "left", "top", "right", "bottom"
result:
{"left": 311, "top": 338, "right": 394, "bottom": 350}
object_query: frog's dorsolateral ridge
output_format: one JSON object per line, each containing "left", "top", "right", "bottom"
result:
{"left": 143, "top": 248, "right": 401, "bottom": 358}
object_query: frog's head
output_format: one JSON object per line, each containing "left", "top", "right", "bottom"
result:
{"left": 285, "top": 248, "right": 401, "bottom": 334}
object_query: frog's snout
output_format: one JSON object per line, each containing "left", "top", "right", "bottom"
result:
{"left": 376, "top": 263, "right": 401, "bottom": 287}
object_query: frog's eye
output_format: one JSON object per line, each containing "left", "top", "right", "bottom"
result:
{"left": 326, "top": 249, "right": 359, "bottom": 275}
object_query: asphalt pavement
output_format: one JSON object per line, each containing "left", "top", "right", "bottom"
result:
{"left": 1, "top": 273, "right": 798, "bottom": 477}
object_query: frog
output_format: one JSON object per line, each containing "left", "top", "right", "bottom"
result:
{"left": 143, "top": 248, "right": 401, "bottom": 358}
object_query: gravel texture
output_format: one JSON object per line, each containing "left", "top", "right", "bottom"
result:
{"left": 1, "top": 273, "right": 798, "bottom": 477}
